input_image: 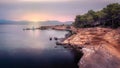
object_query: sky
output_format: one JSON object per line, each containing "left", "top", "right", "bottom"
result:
{"left": 0, "top": 0, "right": 120, "bottom": 22}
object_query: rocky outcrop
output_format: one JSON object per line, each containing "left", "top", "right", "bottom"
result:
{"left": 63, "top": 27, "right": 120, "bottom": 68}
{"left": 79, "top": 45, "right": 120, "bottom": 68}
{"left": 39, "top": 25, "right": 73, "bottom": 31}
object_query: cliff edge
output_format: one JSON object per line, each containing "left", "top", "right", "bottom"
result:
{"left": 63, "top": 27, "right": 120, "bottom": 68}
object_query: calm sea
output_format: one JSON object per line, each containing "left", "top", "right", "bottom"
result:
{"left": 0, "top": 24, "right": 78, "bottom": 68}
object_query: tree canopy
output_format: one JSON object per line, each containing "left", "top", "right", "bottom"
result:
{"left": 73, "top": 3, "right": 120, "bottom": 28}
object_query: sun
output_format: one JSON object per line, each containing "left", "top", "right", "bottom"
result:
{"left": 21, "top": 13, "right": 42, "bottom": 22}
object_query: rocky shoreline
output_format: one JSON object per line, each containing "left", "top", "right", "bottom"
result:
{"left": 62, "top": 27, "right": 120, "bottom": 68}
{"left": 26, "top": 25, "right": 120, "bottom": 68}
{"left": 45, "top": 26, "right": 120, "bottom": 68}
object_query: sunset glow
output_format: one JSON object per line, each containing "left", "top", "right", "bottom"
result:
{"left": 11, "top": 12, "right": 73, "bottom": 22}
{"left": 0, "top": 0, "right": 119, "bottom": 22}
{"left": 21, "top": 13, "right": 43, "bottom": 22}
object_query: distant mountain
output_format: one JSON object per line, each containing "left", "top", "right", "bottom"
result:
{"left": 0, "top": 20, "right": 13, "bottom": 24}
{"left": 0, "top": 20, "right": 30, "bottom": 25}
{"left": 0, "top": 20, "right": 73, "bottom": 25}
{"left": 38, "top": 20, "right": 73, "bottom": 26}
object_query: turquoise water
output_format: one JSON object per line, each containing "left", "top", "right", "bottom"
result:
{"left": 0, "top": 25, "right": 78, "bottom": 68}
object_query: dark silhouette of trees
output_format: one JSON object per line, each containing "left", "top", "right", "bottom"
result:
{"left": 73, "top": 3, "right": 120, "bottom": 28}
{"left": 103, "top": 3, "right": 120, "bottom": 28}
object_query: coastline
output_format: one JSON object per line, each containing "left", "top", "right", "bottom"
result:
{"left": 40, "top": 25, "right": 120, "bottom": 68}
{"left": 63, "top": 27, "right": 120, "bottom": 68}
{"left": 25, "top": 25, "right": 120, "bottom": 68}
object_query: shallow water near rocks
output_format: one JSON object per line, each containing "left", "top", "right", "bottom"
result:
{"left": 0, "top": 25, "right": 82, "bottom": 68}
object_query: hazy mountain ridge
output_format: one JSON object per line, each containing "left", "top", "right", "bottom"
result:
{"left": 0, "top": 20, "right": 73, "bottom": 25}
{"left": 0, "top": 20, "right": 31, "bottom": 25}
{"left": 39, "top": 20, "right": 73, "bottom": 26}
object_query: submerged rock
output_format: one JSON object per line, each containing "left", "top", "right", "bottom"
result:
{"left": 49, "top": 37, "right": 52, "bottom": 41}
{"left": 54, "top": 37, "right": 58, "bottom": 40}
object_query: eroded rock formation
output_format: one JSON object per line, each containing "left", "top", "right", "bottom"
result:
{"left": 63, "top": 27, "right": 120, "bottom": 68}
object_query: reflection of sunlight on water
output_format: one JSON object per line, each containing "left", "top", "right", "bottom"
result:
{"left": 27, "top": 22, "right": 40, "bottom": 38}
{"left": 26, "top": 30, "right": 46, "bottom": 49}
{"left": 21, "top": 24, "right": 68, "bottom": 49}
{"left": 22, "top": 23, "right": 47, "bottom": 49}
{"left": 28, "top": 30, "right": 40, "bottom": 38}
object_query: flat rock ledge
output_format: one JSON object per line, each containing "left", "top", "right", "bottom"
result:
{"left": 79, "top": 46, "right": 120, "bottom": 68}
{"left": 62, "top": 27, "right": 120, "bottom": 68}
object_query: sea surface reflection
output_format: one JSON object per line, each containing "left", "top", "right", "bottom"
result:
{"left": 0, "top": 25, "right": 78, "bottom": 68}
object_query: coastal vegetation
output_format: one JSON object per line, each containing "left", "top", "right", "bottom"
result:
{"left": 73, "top": 3, "right": 120, "bottom": 28}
